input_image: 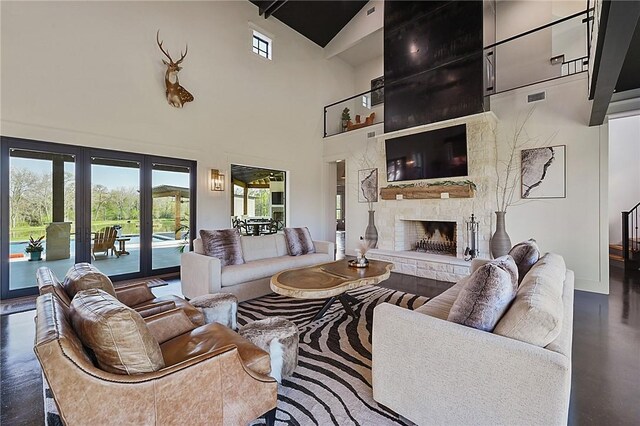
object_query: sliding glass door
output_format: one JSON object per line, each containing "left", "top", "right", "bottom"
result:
{"left": 1, "top": 140, "right": 82, "bottom": 298}
{"left": 151, "top": 161, "right": 193, "bottom": 272}
{"left": 1, "top": 137, "right": 196, "bottom": 299}
{"left": 89, "top": 154, "right": 143, "bottom": 278}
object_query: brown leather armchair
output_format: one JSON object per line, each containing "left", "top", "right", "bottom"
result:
{"left": 34, "top": 293, "right": 278, "bottom": 425}
{"left": 36, "top": 266, "right": 204, "bottom": 325}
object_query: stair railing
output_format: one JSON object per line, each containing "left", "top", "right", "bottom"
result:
{"left": 621, "top": 201, "right": 640, "bottom": 264}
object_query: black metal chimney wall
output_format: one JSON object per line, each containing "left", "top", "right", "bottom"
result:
{"left": 384, "top": 0, "right": 488, "bottom": 133}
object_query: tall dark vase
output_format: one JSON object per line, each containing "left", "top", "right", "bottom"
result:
{"left": 365, "top": 210, "right": 378, "bottom": 248}
{"left": 490, "top": 211, "right": 512, "bottom": 258}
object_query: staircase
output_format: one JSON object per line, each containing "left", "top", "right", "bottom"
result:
{"left": 609, "top": 240, "right": 639, "bottom": 268}
{"left": 613, "top": 202, "right": 640, "bottom": 270}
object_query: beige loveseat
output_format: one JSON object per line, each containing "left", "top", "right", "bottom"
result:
{"left": 181, "top": 233, "right": 334, "bottom": 301}
{"left": 372, "top": 253, "right": 574, "bottom": 426}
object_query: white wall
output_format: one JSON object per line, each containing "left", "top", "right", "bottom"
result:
{"left": 323, "top": 124, "right": 384, "bottom": 254}
{"left": 608, "top": 114, "right": 640, "bottom": 243}
{"left": 1, "top": 1, "right": 355, "bottom": 239}
{"left": 354, "top": 56, "right": 383, "bottom": 94}
{"left": 495, "top": 0, "right": 558, "bottom": 92}
{"left": 324, "top": 0, "right": 383, "bottom": 60}
{"left": 491, "top": 74, "right": 608, "bottom": 294}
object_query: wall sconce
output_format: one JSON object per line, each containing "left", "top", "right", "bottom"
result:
{"left": 210, "top": 169, "right": 225, "bottom": 191}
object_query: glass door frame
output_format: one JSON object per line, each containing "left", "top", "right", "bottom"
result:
{"left": 1, "top": 137, "right": 86, "bottom": 299}
{"left": 84, "top": 148, "right": 146, "bottom": 282}
{"left": 146, "top": 155, "right": 197, "bottom": 276}
{"left": 1, "top": 137, "right": 197, "bottom": 299}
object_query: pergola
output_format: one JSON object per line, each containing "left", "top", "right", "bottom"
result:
{"left": 152, "top": 185, "right": 190, "bottom": 238}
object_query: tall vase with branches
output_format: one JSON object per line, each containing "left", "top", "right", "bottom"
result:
{"left": 491, "top": 108, "right": 542, "bottom": 257}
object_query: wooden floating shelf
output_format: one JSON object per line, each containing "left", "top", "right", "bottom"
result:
{"left": 380, "top": 184, "right": 475, "bottom": 200}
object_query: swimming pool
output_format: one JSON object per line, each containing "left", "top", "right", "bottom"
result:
{"left": 9, "top": 235, "right": 174, "bottom": 255}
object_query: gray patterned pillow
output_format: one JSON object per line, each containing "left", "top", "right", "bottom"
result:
{"left": 283, "top": 227, "right": 316, "bottom": 256}
{"left": 199, "top": 229, "right": 245, "bottom": 267}
{"left": 508, "top": 239, "right": 540, "bottom": 283}
{"left": 448, "top": 255, "right": 518, "bottom": 331}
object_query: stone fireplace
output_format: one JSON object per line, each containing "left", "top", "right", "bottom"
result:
{"left": 357, "top": 114, "right": 497, "bottom": 282}
{"left": 401, "top": 220, "right": 457, "bottom": 255}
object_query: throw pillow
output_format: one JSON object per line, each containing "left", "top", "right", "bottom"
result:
{"left": 283, "top": 227, "right": 316, "bottom": 256}
{"left": 447, "top": 255, "right": 518, "bottom": 332}
{"left": 508, "top": 239, "right": 540, "bottom": 283}
{"left": 70, "top": 288, "right": 165, "bottom": 375}
{"left": 199, "top": 229, "right": 245, "bottom": 267}
{"left": 494, "top": 253, "right": 566, "bottom": 347}
{"left": 63, "top": 262, "right": 117, "bottom": 299}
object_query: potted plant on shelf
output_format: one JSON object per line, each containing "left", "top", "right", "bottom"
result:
{"left": 341, "top": 107, "right": 351, "bottom": 132}
{"left": 26, "top": 235, "right": 45, "bottom": 261}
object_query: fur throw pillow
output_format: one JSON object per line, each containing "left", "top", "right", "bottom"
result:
{"left": 448, "top": 255, "right": 518, "bottom": 331}
{"left": 283, "top": 227, "right": 316, "bottom": 256}
{"left": 508, "top": 239, "right": 540, "bottom": 283}
{"left": 199, "top": 229, "right": 245, "bottom": 267}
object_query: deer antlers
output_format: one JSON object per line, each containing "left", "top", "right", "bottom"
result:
{"left": 156, "top": 30, "right": 188, "bottom": 66}
{"left": 156, "top": 30, "right": 194, "bottom": 108}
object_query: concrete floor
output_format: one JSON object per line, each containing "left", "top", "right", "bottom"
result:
{"left": 1, "top": 268, "right": 638, "bottom": 425}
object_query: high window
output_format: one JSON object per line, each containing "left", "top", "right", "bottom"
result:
{"left": 252, "top": 30, "right": 272, "bottom": 60}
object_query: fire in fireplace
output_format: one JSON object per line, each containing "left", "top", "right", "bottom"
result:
{"left": 413, "top": 221, "right": 457, "bottom": 255}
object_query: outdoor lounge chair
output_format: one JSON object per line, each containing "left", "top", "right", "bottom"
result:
{"left": 91, "top": 226, "right": 118, "bottom": 259}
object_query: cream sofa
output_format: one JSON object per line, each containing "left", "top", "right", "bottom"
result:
{"left": 372, "top": 254, "right": 574, "bottom": 426}
{"left": 181, "top": 233, "right": 334, "bottom": 301}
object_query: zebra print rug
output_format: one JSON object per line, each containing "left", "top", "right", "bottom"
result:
{"left": 43, "top": 285, "right": 428, "bottom": 425}
{"left": 240, "top": 285, "right": 428, "bottom": 425}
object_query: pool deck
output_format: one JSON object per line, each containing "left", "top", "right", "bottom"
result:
{"left": 9, "top": 244, "right": 186, "bottom": 291}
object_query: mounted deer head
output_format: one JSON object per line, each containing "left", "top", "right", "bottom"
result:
{"left": 156, "top": 30, "right": 194, "bottom": 108}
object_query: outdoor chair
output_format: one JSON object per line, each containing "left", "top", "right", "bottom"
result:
{"left": 91, "top": 226, "right": 118, "bottom": 259}
{"left": 268, "top": 219, "right": 284, "bottom": 234}
{"left": 233, "top": 218, "right": 251, "bottom": 236}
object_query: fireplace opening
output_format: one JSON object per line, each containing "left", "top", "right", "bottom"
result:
{"left": 412, "top": 221, "right": 457, "bottom": 255}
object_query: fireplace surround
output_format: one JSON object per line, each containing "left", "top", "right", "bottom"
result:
{"left": 395, "top": 219, "right": 464, "bottom": 257}
{"left": 406, "top": 220, "right": 457, "bottom": 255}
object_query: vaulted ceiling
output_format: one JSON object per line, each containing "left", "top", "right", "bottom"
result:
{"left": 249, "top": 0, "right": 368, "bottom": 47}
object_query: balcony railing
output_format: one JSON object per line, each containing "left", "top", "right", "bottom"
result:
{"left": 484, "top": 8, "right": 591, "bottom": 95}
{"left": 323, "top": 88, "right": 384, "bottom": 138}
{"left": 323, "top": 8, "right": 592, "bottom": 137}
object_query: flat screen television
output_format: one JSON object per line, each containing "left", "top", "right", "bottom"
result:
{"left": 385, "top": 124, "right": 468, "bottom": 182}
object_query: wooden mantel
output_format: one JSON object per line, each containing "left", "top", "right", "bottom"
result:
{"left": 380, "top": 184, "right": 475, "bottom": 200}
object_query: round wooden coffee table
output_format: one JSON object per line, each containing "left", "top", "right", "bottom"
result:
{"left": 271, "top": 259, "right": 393, "bottom": 321}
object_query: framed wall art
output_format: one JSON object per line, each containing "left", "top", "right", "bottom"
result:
{"left": 521, "top": 145, "right": 566, "bottom": 199}
{"left": 370, "top": 76, "right": 384, "bottom": 106}
{"left": 358, "top": 168, "right": 378, "bottom": 203}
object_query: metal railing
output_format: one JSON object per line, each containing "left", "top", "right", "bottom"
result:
{"left": 484, "top": 8, "right": 592, "bottom": 95}
{"left": 323, "top": 8, "right": 593, "bottom": 137}
{"left": 323, "top": 87, "right": 384, "bottom": 138}
{"left": 562, "top": 56, "right": 589, "bottom": 76}
{"left": 622, "top": 201, "right": 640, "bottom": 268}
